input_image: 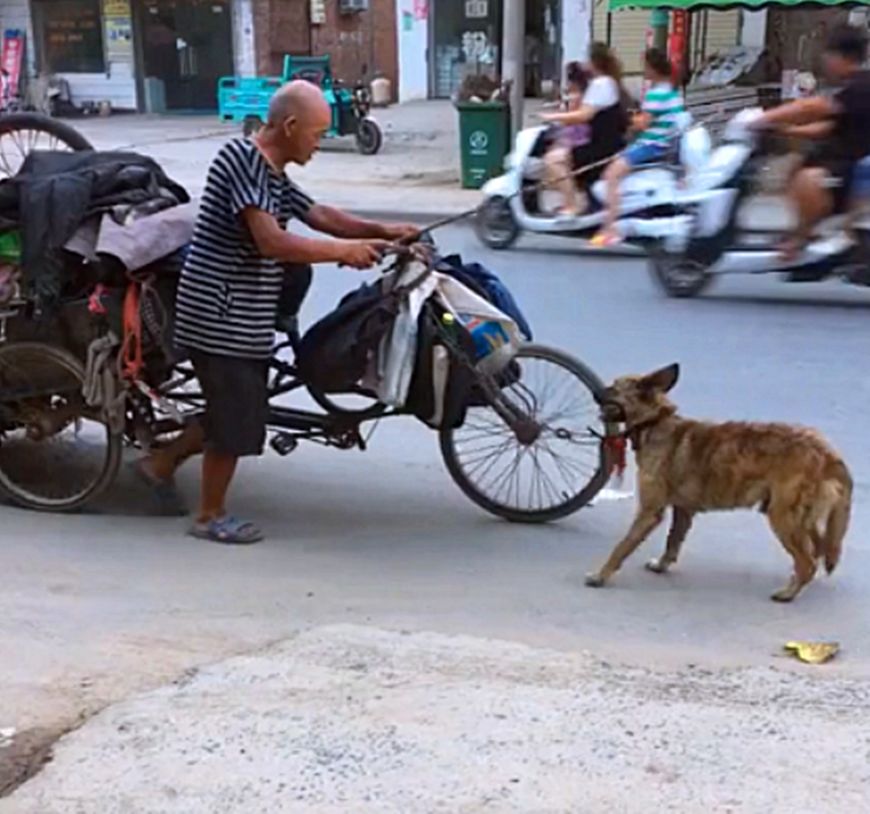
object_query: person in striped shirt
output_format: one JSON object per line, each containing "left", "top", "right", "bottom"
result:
{"left": 592, "top": 48, "right": 684, "bottom": 247}
{"left": 137, "top": 81, "right": 418, "bottom": 543}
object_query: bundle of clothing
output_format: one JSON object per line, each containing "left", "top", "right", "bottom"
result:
{"left": 0, "top": 150, "right": 191, "bottom": 309}
{"left": 297, "top": 254, "right": 532, "bottom": 429}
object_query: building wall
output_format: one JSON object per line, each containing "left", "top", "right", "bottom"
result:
{"left": 396, "top": 0, "right": 428, "bottom": 101}
{"left": 232, "top": 0, "right": 257, "bottom": 76}
{"left": 253, "top": 0, "right": 398, "bottom": 97}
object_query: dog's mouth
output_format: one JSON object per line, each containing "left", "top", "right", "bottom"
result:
{"left": 599, "top": 401, "right": 626, "bottom": 424}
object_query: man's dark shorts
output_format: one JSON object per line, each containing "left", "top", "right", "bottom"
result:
{"left": 190, "top": 351, "right": 268, "bottom": 457}
{"left": 804, "top": 152, "right": 856, "bottom": 214}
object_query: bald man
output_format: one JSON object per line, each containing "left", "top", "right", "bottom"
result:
{"left": 139, "top": 81, "right": 418, "bottom": 543}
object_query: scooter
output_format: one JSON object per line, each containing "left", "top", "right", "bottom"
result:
{"left": 475, "top": 113, "right": 714, "bottom": 250}
{"left": 642, "top": 108, "right": 870, "bottom": 297}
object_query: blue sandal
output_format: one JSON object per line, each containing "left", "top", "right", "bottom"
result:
{"left": 190, "top": 515, "right": 264, "bottom": 545}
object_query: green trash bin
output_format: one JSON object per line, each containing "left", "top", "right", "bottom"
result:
{"left": 456, "top": 101, "right": 510, "bottom": 190}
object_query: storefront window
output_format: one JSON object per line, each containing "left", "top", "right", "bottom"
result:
{"left": 432, "top": 0, "right": 502, "bottom": 98}
{"left": 33, "top": 0, "right": 106, "bottom": 74}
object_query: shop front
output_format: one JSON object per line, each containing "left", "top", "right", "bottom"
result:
{"left": 134, "top": 0, "right": 235, "bottom": 111}
{"left": 16, "top": 0, "right": 254, "bottom": 113}
{"left": 30, "top": 0, "right": 138, "bottom": 110}
{"left": 429, "top": 0, "right": 503, "bottom": 98}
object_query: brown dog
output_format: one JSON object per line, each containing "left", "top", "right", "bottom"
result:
{"left": 585, "top": 364, "right": 852, "bottom": 602}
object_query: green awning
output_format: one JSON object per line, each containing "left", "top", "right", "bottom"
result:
{"left": 609, "top": 0, "right": 870, "bottom": 9}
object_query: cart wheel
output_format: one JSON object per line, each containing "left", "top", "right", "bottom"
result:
{"left": 441, "top": 344, "right": 614, "bottom": 524}
{"left": 243, "top": 116, "right": 263, "bottom": 138}
{"left": 475, "top": 196, "right": 520, "bottom": 250}
{"left": 0, "top": 342, "right": 122, "bottom": 512}
{"left": 0, "top": 113, "right": 92, "bottom": 180}
{"left": 355, "top": 117, "right": 382, "bottom": 155}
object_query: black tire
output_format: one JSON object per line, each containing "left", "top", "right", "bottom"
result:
{"left": 355, "top": 117, "right": 382, "bottom": 156}
{"left": 440, "top": 344, "right": 614, "bottom": 524}
{"left": 0, "top": 342, "right": 122, "bottom": 512}
{"left": 0, "top": 113, "right": 92, "bottom": 179}
{"left": 242, "top": 116, "right": 263, "bottom": 138}
{"left": 649, "top": 248, "right": 713, "bottom": 298}
{"left": 475, "top": 196, "right": 520, "bottom": 250}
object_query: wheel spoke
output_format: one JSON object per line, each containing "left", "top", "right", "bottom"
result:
{"left": 445, "top": 348, "right": 606, "bottom": 520}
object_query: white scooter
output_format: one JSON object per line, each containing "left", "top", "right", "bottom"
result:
{"left": 475, "top": 113, "right": 714, "bottom": 250}
{"left": 643, "top": 108, "right": 870, "bottom": 297}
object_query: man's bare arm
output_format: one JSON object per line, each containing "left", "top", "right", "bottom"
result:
{"left": 304, "top": 204, "right": 390, "bottom": 239}
{"left": 782, "top": 121, "right": 835, "bottom": 140}
{"left": 759, "top": 96, "right": 838, "bottom": 128}
{"left": 242, "top": 208, "right": 386, "bottom": 268}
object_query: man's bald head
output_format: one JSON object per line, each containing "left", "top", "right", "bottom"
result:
{"left": 267, "top": 80, "right": 331, "bottom": 127}
{"left": 262, "top": 80, "right": 332, "bottom": 167}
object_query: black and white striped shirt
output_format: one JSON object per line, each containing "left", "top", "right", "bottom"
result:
{"left": 175, "top": 138, "right": 314, "bottom": 359}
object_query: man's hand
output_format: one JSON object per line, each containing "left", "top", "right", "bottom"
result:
{"left": 379, "top": 223, "right": 420, "bottom": 244}
{"left": 338, "top": 239, "right": 391, "bottom": 269}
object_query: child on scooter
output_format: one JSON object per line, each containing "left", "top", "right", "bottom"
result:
{"left": 541, "top": 62, "right": 592, "bottom": 216}
{"left": 591, "top": 48, "right": 685, "bottom": 246}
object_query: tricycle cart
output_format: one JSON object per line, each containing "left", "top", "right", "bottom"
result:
{"left": 218, "top": 55, "right": 383, "bottom": 155}
{"left": 0, "top": 114, "right": 616, "bottom": 520}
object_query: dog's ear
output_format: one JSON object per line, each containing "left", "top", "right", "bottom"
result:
{"left": 642, "top": 363, "right": 680, "bottom": 393}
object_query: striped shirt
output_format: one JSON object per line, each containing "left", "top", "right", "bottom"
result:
{"left": 637, "top": 82, "right": 685, "bottom": 146}
{"left": 175, "top": 138, "right": 314, "bottom": 359}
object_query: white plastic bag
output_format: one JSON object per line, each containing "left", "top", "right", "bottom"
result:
{"left": 433, "top": 272, "right": 521, "bottom": 375}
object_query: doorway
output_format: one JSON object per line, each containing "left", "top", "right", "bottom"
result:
{"left": 137, "top": 0, "right": 234, "bottom": 111}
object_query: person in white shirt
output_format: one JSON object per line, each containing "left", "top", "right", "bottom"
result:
{"left": 540, "top": 43, "right": 630, "bottom": 217}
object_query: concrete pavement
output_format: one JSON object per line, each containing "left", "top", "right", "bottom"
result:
{"left": 4, "top": 624, "right": 870, "bottom": 814}
{"left": 0, "top": 225, "right": 868, "bottom": 806}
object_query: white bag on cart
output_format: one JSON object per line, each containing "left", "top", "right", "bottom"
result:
{"left": 433, "top": 273, "right": 522, "bottom": 376}
{"left": 374, "top": 262, "right": 522, "bottom": 408}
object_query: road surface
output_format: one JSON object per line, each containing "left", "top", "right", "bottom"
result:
{"left": 1, "top": 226, "right": 869, "bottom": 807}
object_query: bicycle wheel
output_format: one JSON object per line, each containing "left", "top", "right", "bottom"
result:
{"left": 0, "top": 342, "right": 122, "bottom": 512}
{"left": 440, "top": 344, "right": 612, "bottom": 524}
{"left": 0, "top": 114, "right": 93, "bottom": 180}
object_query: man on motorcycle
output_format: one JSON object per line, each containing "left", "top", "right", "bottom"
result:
{"left": 135, "top": 81, "right": 418, "bottom": 542}
{"left": 754, "top": 24, "right": 870, "bottom": 259}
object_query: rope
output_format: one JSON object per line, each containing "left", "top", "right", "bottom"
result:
{"left": 120, "top": 281, "right": 143, "bottom": 382}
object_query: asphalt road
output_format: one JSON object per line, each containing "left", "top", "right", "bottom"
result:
{"left": 2, "top": 225, "right": 869, "bottom": 761}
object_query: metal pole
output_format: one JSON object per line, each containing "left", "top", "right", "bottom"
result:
{"left": 502, "top": 0, "right": 526, "bottom": 137}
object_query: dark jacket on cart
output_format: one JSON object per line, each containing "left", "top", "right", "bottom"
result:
{"left": 0, "top": 150, "right": 188, "bottom": 308}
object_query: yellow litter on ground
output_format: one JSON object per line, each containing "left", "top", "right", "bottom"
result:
{"left": 784, "top": 641, "right": 840, "bottom": 665}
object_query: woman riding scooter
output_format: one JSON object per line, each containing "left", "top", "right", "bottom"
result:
{"left": 540, "top": 43, "right": 630, "bottom": 218}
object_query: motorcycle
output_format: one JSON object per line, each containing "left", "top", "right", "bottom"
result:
{"left": 474, "top": 113, "right": 713, "bottom": 250}
{"left": 642, "top": 108, "right": 870, "bottom": 297}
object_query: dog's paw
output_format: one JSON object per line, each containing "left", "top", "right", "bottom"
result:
{"left": 645, "top": 558, "right": 670, "bottom": 575}
{"left": 770, "top": 588, "right": 797, "bottom": 603}
{"left": 585, "top": 573, "right": 606, "bottom": 588}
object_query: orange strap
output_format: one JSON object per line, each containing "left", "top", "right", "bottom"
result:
{"left": 121, "top": 281, "right": 143, "bottom": 382}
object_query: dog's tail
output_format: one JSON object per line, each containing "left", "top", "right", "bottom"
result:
{"left": 816, "top": 462, "right": 852, "bottom": 575}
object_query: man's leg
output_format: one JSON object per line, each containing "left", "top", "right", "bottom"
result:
{"left": 198, "top": 449, "right": 238, "bottom": 524}
{"left": 785, "top": 167, "right": 833, "bottom": 258}
{"left": 189, "top": 352, "right": 268, "bottom": 544}
{"left": 144, "top": 420, "right": 205, "bottom": 482}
